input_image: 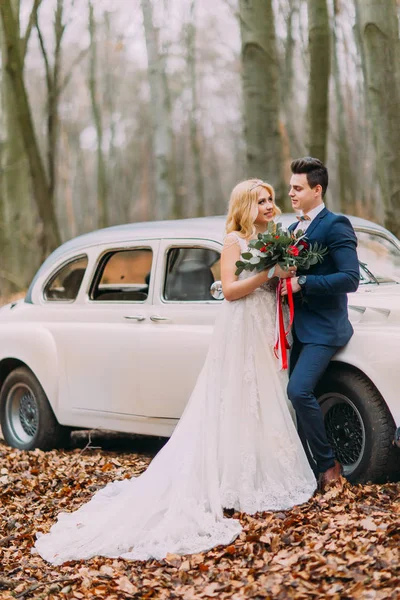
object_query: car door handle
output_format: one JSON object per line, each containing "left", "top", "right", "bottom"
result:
{"left": 124, "top": 315, "right": 146, "bottom": 322}
{"left": 150, "top": 315, "right": 171, "bottom": 323}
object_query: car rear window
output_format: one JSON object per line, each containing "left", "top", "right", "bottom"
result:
{"left": 91, "top": 248, "right": 153, "bottom": 302}
{"left": 44, "top": 256, "right": 88, "bottom": 302}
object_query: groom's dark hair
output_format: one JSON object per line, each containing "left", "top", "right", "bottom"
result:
{"left": 291, "top": 156, "right": 328, "bottom": 198}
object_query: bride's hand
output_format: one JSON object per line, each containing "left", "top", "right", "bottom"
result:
{"left": 274, "top": 264, "right": 297, "bottom": 279}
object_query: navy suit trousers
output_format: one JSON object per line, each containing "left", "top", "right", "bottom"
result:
{"left": 288, "top": 330, "right": 339, "bottom": 473}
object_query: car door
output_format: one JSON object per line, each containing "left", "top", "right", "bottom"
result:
{"left": 136, "top": 239, "right": 224, "bottom": 419}
{"left": 58, "top": 241, "right": 160, "bottom": 417}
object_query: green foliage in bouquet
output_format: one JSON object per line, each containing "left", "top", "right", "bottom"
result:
{"left": 235, "top": 222, "right": 328, "bottom": 276}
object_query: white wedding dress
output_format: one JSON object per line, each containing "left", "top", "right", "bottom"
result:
{"left": 34, "top": 232, "right": 316, "bottom": 565}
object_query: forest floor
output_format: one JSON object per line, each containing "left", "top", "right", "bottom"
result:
{"left": 0, "top": 431, "right": 399, "bottom": 600}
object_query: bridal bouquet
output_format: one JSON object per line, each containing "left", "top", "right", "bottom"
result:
{"left": 235, "top": 222, "right": 328, "bottom": 276}
{"left": 235, "top": 222, "right": 328, "bottom": 371}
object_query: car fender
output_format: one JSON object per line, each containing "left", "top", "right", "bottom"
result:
{"left": 333, "top": 325, "right": 400, "bottom": 426}
{"left": 0, "top": 324, "right": 60, "bottom": 413}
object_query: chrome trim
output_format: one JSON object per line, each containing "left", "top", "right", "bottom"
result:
{"left": 6, "top": 383, "right": 39, "bottom": 445}
{"left": 124, "top": 315, "right": 146, "bottom": 322}
{"left": 210, "top": 280, "right": 224, "bottom": 300}
{"left": 349, "top": 305, "right": 366, "bottom": 314}
{"left": 369, "top": 307, "right": 391, "bottom": 317}
{"left": 150, "top": 315, "right": 171, "bottom": 322}
{"left": 349, "top": 305, "right": 391, "bottom": 318}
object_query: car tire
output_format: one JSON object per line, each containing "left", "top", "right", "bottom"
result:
{"left": 0, "top": 367, "right": 70, "bottom": 451}
{"left": 314, "top": 364, "right": 399, "bottom": 483}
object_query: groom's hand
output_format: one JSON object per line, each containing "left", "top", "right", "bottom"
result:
{"left": 281, "top": 277, "right": 301, "bottom": 296}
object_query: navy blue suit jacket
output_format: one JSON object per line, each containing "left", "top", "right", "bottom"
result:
{"left": 288, "top": 208, "right": 359, "bottom": 346}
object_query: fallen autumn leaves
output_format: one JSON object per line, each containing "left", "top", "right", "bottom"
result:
{"left": 0, "top": 436, "right": 399, "bottom": 600}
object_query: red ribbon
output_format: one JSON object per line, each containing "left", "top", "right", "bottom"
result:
{"left": 274, "top": 278, "right": 295, "bottom": 370}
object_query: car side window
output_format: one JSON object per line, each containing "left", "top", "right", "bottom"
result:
{"left": 357, "top": 231, "right": 400, "bottom": 284}
{"left": 164, "top": 247, "right": 221, "bottom": 302}
{"left": 44, "top": 256, "right": 88, "bottom": 302}
{"left": 91, "top": 248, "right": 153, "bottom": 302}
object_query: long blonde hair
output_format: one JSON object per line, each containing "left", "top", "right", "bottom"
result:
{"left": 225, "top": 179, "right": 281, "bottom": 239}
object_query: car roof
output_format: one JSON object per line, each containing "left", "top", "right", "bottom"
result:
{"left": 35, "top": 212, "right": 397, "bottom": 259}
{"left": 26, "top": 213, "right": 399, "bottom": 303}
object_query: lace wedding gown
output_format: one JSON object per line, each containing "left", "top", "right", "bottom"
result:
{"left": 34, "top": 232, "right": 316, "bottom": 565}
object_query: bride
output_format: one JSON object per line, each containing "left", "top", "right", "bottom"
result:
{"left": 34, "top": 179, "right": 317, "bottom": 565}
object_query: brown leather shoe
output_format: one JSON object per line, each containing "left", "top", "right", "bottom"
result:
{"left": 319, "top": 460, "right": 343, "bottom": 492}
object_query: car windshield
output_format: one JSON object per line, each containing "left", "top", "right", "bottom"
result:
{"left": 356, "top": 230, "right": 400, "bottom": 284}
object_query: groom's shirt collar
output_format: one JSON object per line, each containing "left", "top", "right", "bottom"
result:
{"left": 301, "top": 203, "right": 325, "bottom": 221}
{"left": 293, "top": 203, "right": 325, "bottom": 232}
{"left": 294, "top": 203, "right": 325, "bottom": 231}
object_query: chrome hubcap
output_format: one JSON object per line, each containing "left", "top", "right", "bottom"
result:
{"left": 320, "top": 392, "right": 366, "bottom": 475}
{"left": 6, "top": 383, "right": 39, "bottom": 444}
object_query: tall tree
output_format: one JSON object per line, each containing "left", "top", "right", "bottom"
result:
{"left": 35, "top": 0, "right": 65, "bottom": 209}
{"left": 141, "top": 0, "right": 177, "bottom": 220}
{"left": 281, "top": 0, "right": 304, "bottom": 159}
{"left": 238, "top": 0, "right": 286, "bottom": 205}
{"left": 186, "top": 0, "right": 205, "bottom": 217}
{"left": 307, "top": 0, "right": 330, "bottom": 163}
{"left": 1, "top": 0, "right": 34, "bottom": 289}
{"left": 355, "top": 0, "right": 400, "bottom": 236}
{"left": 332, "top": 0, "right": 355, "bottom": 214}
{"left": 88, "top": 2, "right": 108, "bottom": 228}
{"left": 0, "top": 0, "right": 61, "bottom": 258}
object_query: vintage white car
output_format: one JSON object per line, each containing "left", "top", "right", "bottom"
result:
{"left": 0, "top": 215, "right": 399, "bottom": 484}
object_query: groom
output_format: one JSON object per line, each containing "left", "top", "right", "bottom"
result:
{"left": 281, "top": 157, "right": 359, "bottom": 491}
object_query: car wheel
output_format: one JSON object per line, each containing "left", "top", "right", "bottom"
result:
{"left": 315, "top": 365, "right": 399, "bottom": 483}
{"left": 0, "top": 367, "right": 70, "bottom": 450}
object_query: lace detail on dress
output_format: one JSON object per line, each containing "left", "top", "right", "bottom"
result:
{"left": 223, "top": 231, "right": 244, "bottom": 250}
{"left": 243, "top": 345, "right": 260, "bottom": 418}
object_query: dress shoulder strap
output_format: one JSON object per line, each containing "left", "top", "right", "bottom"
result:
{"left": 223, "top": 231, "right": 247, "bottom": 251}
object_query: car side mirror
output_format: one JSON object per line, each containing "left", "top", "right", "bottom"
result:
{"left": 210, "top": 281, "right": 224, "bottom": 300}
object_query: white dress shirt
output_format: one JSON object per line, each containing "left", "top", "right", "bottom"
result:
{"left": 294, "top": 203, "right": 325, "bottom": 232}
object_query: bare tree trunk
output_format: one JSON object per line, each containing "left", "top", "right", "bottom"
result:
{"left": 0, "top": 0, "right": 61, "bottom": 258}
{"left": 187, "top": 0, "right": 205, "bottom": 217}
{"left": 355, "top": 0, "right": 400, "bottom": 237}
{"left": 0, "top": 110, "right": 10, "bottom": 294}
{"left": 35, "top": 0, "right": 65, "bottom": 204}
{"left": 103, "top": 10, "right": 117, "bottom": 225}
{"left": 35, "top": 0, "right": 89, "bottom": 240}
{"left": 307, "top": 0, "right": 330, "bottom": 163}
{"left": 238, "top": 0, "right": 286, "bottom": 204}
{"left": 0, "top": 0, "right": 32, "bottom": 289}
{"left": 282, "top": 0, "right": 304, "bottom": 159}
{"left": 332, "top": 0, "right": 355, "bottom": 214}
{"left": 88, "top": 1, "right": 108, "bottom": 229}
{"left": 141, "top": 0, "right": 176, "bottom": 220}
{"left": 207, "top": 144, "right": 225, "bottom": 215}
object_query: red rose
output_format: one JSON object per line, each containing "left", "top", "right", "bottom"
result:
{"left": 260, "top": 246, "right": 267, "bottom": 253}
{"left": 298, "top": 241, "right": 309, "bottom": 250}
{"left": 287, "top": 245, "right": 300, "bottom": 256}
{"left": 274, "top": 235, "right": 279, "bottom": 239}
